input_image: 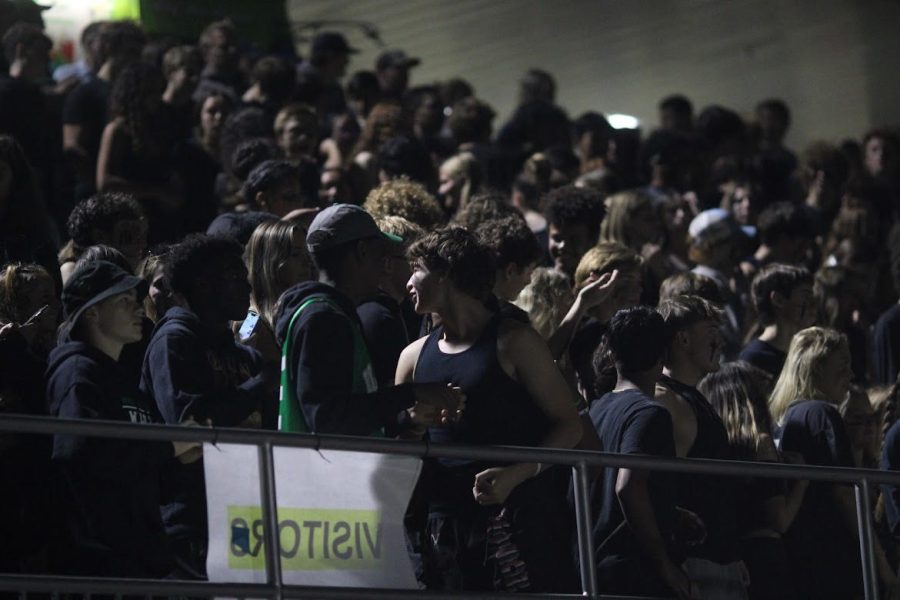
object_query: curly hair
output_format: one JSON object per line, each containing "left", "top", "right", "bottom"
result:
{"left": 165, "top": 233, "right": 243, "bottom": 302}
{"left": 109, "top": 61, "right": 166, "bottom": 155}
{"left": 475, "top": 216, "right": 543, "bottom": 269}
{"left": 452, "top": 192, "right": 523, "bottom": 230}
{"left": 407, "top": 227, "right": 496, "bottom": 301}
{"left": 543, "top": 185, "right": 606, "bottom": 242}
{"left": 66, "top": 192, "right": 144, "bottom": 249}
{"left": 363, "top": 177, "right": 445, "bottom": 230}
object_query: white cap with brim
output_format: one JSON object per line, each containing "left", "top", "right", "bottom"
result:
{"left": 689, "top": 208, "right": 750, "bottom": 246}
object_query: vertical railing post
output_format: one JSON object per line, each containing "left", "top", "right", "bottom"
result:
{"left": 572, "top": 461, "right": 599, "bottom": 598}
{"left": 855, "top": 478, "right": 879, "bottom": 600}
{"left": 258, "top": 441, "right": 283, "bottom": 600}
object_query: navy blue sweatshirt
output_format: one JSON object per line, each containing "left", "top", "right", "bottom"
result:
{"left": 140, "top": 306, "right": 265, "bottom": 542}
{"left": 274, "top": 281, "right": 416, "bottom": 435}
{"left": 46, "top": 340, "right": 175, "bottom": 577}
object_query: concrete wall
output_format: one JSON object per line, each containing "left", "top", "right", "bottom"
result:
{"left": 288, "top": 0, "right": 900, "bottom": 151}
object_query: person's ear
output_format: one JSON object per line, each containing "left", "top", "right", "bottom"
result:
{"left": 82, "top": 305, "right": 100, "bottom": 326}
{"left": 503, "top": 263, "right": 518, "bottom": 282}
{"left": 255, "top": 191, "right": 268, "bottom": 211}
{"left": 675, "top": 329, "right": 690, "bottom": 349}
{"left": 770, "top": 290, "right": 786, "bottom": 311}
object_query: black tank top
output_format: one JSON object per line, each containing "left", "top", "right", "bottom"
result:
{"left": 414, "top": 314, "right": 549, "bottom": 460}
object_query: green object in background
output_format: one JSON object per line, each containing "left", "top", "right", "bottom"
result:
{"left": 135, "top": 0, "right": 291, "bottom": 51}
{"left": 111, "top": 0, "right": 141, "bottom": 20}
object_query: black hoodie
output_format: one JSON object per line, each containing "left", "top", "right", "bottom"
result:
{"left": 275, "top": 281, "right": 415, "bottom": 435}
{"left": 45, "top": 340, "right": 175, "bottom": 577}
{"left": 140, "top": 306, "right": 265, "bottom": 543}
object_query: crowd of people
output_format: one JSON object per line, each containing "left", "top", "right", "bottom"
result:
{"left": 1, "top": 6, "right": 900, "bottom": 600}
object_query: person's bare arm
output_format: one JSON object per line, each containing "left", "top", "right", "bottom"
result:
{"left": 547, "top": 270, "right": 617, "bottom": 360}
{"left": 757, "top": 435, "right": 808, "bottom": 533}
{"left": 474, "top": 323, "right": 582, "bottom": 505}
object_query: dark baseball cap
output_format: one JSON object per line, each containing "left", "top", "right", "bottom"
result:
{"left": 376, "top": 49, "right": 421, "bottom": 71}
{"left": 60, "top": 260, "right": 148, "bottom": 338}
{"left": 206, "top": 211, "right": 279, "bottom": 246}
{"left": 306, "top": 204, "right": 402, "bottom": 253}
{"left": 311, "top": 32, "right": 358, "bottom": 57}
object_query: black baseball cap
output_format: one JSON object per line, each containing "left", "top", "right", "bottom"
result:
{"left": 306, "top": 204, "right": 402, "bottom": 253}
{"left": 60, "top": 260, "right": 148, "bottom": 339}
{"left": 206, "top": 211, "right": 279, "bottom": 246}
{"left": 311, "top": 32, "right": 358, "bottom": 58}
{"left": 376, "top": 50, "right": 421, "bottom": 71}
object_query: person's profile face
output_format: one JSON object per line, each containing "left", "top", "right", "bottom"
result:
{"left": 685, "top": 318, "right": 722, "bottom": 375}
{"left": 279, "top": 117, "right": 318, "bottom": 159}
{"left": 94, "top": 289, "right": 145, "bottom": 346}
{"left": 379, "top": 66, "right": 408, "bottom": 95}
{"left": 816, "top": 344, "right": 852, "bottom": 405}
{"left": 278, "top": 229, "right": 314, "bottom": 288}
{"left": 406, "top": 260, "right": 442, "bottom": 314}
{"left": 548, "top": 222, "right": 592, "bottom": 278}
{"left": 216, "top": 257, "right": 251, "bottom": 320}
{"left": 782, "top": 283, "right": 816, "bottom": 329}
{"left": 865, "top": 137, "right": 885, "bottom": 177}
{"left": 201, "top": 95, "right": 228, "bottom": 137}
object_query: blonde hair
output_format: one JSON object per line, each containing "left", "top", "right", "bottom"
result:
{"left": 363, "top": 177, "right": 445, "bottom": 230}
{"left": 514, "top": 267, "right": 573, "bottom": 339}
{"left": 245, "top": 220, "right": 309, "bottom": 328}
{"left": 375, "top": 215, "right": 425, "bottom": 249}
{"left": 769, "top": 326, "right": 848, "bottom": 424}
{"left": 439, "top": 152, "right": 481, "bottom": 213}
{"left": 573, "top": 241, "right": 643, "bottom": 290}
{"left": 599, "top": 190, "right": 655, "bottom": 250}
{"left": 137, "top": 253, "right": 164, "bottom": 322}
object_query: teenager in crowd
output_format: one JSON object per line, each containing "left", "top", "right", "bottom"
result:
{"left": 513, "top": 267, "right": 573, "bottom": 340}
{"left": 363, "top": 177, "right": 446, "bottom": 231}
{"left": 475, "top": 215, "right": 544, "bottom": 321}
{"left": 739, "top": 264, "right": 815, "bottom": 378}
{"left": 239, "top": 219, "right": 313, "bottom": 373}
{"left": 566, "top": 242, "right": 641, "bottom": 397}
{"left": 242, "top": 158, "right": 320, "bottom": 219}
{"left": 47, "top": 260, "right": 200, "bottom": 577}
{"left": 772, "top": 327, "right": 898, "bottom": 599}
{"left": 657, "top": 295, "right": 748, "bottom": 598}
{"left": 699, "top": 361, "right": 806, "bottom": 600}
{"left": 544, "top": 184, "right": 606, "bottom": 281}
{"left": 141, "top": 234, "right": 274, "bottom": 576}
{"left": 59, "top": 192, "right": 147, "bottom": 283}
{"left": 397, "top": 226, "right": 581, "bottom": 592}
{"left": 275, "top": 204, "right": 464, "bottom": 436}
{"left": 587, "top": 306, "right": 687, "bottom": 598}
{"left": 357, "top": 215, "right": 423, "bottom": 389}
{"left": 273, "top": 103, "right": 319, "bottom": 162}
{"left": 437, "top": 152, "right": 481, "bottom": 217}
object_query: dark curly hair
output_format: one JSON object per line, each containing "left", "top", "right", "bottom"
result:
{"left": 475, "top": 216, "right": 543, "bottom": 269}
{"left": 542, "top": 185, "right": 606, "bottom": 241}
{"left": 452, "top": 192, "right": 522, "bottom": 230}
{"left": 67, "top": 192, "right": 144, "bottom": 248}
{"left": 407, "top": 226, "right": 496, "bottom": 301}
{"left": 109, "top": 61, "right": 166, "bottom": 155}
{"left": 165, "top": 233, "right": 243, "bottom": 302}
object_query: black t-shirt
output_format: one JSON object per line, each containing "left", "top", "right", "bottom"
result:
{"left": 62, "top": 75, "right": 110, "bottom": 167}
{"left": 874, "top": 304, "right": 900, "bottom": 386}
{"left": 357, "top": 293, "right": 410, "bottom": 390}
{"left": 588, "top": 389, "right": 677, "bottom": 561}
{"left": 738, "top": 338, "right": 786, "bottom": 379}
{"left": 777, "top": 399, "right": 861, "bottom": 598}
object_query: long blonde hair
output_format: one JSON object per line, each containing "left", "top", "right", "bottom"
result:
{"left": 245, "top": 220, "right": 309, "bottom": 328}
{"left": 599, "top": 190, "right": 655, "bottom": 250}
{"left": 769, "top": 326, "right": 848, "bottom": 424}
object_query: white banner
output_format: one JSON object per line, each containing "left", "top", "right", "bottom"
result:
{"left": 203, "top": 443, "right": 422, "bottom": 588}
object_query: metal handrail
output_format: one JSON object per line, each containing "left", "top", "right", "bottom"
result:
{"left": 0, "top": 413, "right": 891, "bottom": 599}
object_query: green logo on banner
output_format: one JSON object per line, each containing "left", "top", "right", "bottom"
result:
{"left": 227, "top": 506, "right": 383, "bottom": 571}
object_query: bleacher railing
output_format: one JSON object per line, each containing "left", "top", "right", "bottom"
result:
{"left": 1, "top": 413, "right": 898, "bottom": 600}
